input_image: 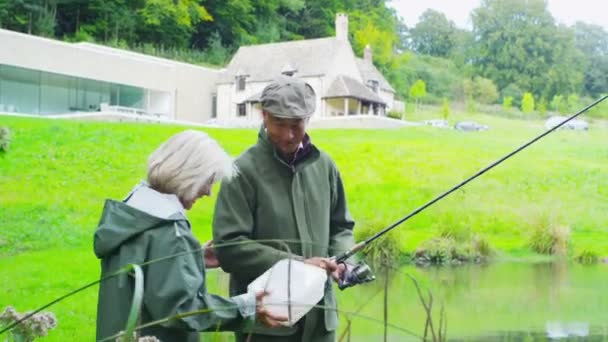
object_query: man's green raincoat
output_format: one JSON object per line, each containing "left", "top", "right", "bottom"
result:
{"left": 94, "top": 184, "right": 255, "bottom": 342}
{"left": 213, "top": 129, "right": 355, "bottom": 341}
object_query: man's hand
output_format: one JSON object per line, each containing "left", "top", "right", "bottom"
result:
{"left": 330, "top": 263, "right": 347, "bottom": 282}
{"left": 202, "top": 240, "right": 220, "bottom": 269}
{"left": 255, "top": 291, "right": 288, "bottom": 327}
{"left": 303, "top": 257, "right": 338, "bottom": 273}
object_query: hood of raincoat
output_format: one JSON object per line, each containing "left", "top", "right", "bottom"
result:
{"left": 94, "top": 182, "right": 187, "bottom": 258}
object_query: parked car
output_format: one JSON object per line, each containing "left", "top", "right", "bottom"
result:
{"left": 544, "top": 116, "right": 589, "bottom": 131}
{"left": 423, "top": 119, "right": 450, "bottom": 129}
{"left": 454, "top": 121, "right": 489, "bottom": 131}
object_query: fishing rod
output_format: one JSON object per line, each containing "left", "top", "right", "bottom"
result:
{"left": 335, "top": 95, "right": 608, "bottom": 268}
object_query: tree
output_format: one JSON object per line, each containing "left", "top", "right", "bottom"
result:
{"left": 137, "top": 0, "right": 212, "bottom": 48}
{"left": 462, "top": 77, "right": 498, "bottom": 104}
{"left": 408, "top": 9, "right": 458, "bottom": 57}
{"left": 550, "top": 95, "right": 567, "bottom": 113}
{"left": 502, "top": 96, "right": 513, "bottom": 111}
{"left": 471, "top": 0, "right": 583, "bottom": 100}
{"left": 573, "top": 22, "right": 608, "bottom": 97}
{"left": 409, "top": 79, "right": 427, "bottom": 111}
{"left": 441, "top": 98, "right": 450, "bottom": 119}
{"left": 521, "top": 92, "right": 535, "bottom": 113}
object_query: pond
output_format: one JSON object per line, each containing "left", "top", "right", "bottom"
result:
{"left": 335, "top": 261, "right": 608, "bottom": 341}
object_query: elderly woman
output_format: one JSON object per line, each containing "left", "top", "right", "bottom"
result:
{"left": 94, "top": 130, "right": 284, "bottom": 342}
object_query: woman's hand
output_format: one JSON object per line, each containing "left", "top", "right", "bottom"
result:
{"left": 255, "top": 291, "right": 288, "bottom": 327}
{"left": 202, "top": 240, "right": 220, "bottom": 269}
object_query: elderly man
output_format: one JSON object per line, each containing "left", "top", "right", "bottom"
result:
{"left": 212, "top": 76, "right": 356, "bottom": 341}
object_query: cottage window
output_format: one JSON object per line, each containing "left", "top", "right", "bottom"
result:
{"left": 236, "top": 76, "right": 246, "bottom": 91}
{"left": 368, "top": 80, "right": 379, "bottom": 93}
{"left": 237, "top": 103, "right": 246, "bottom": 117}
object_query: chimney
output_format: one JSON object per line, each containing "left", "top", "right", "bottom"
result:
{"left": 364, "top": 44, "right": 373, "bottom": 63}
{"left": 335, "top": 13, "right": 348, "bottom": 41}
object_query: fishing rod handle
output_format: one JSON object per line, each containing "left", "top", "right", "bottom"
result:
{"left": 334, "top": 241, "right": 366, "bottom": 263}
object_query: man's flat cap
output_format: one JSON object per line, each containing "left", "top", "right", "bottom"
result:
{"left": 261, "top": 76, "right": 316, "bottom": 119}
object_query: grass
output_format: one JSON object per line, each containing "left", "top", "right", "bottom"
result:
{"left": 0, "top": 111, "right": 607, "bottom": 340}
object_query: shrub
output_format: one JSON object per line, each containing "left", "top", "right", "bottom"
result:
{"left": 441, "top": 98, "right": 450, "bottom": 119}
{"left": 387, "top": 111, "right": 403, "bottom": 120}
{"left": 0, "top": 306, "right": 57, "bottom": 341}
{"left": 355, "top": 223, "right": 403, "bottom": 269}
{"left": 521, "top": 92, "right": 535, "bottom": 114}
{"left": 529, "top": 224, "right": 571, "bottom": 256}
{"left": 0, "top": 126, "right": 10, "bottom": 153}
{"left": 575, "top": 249, "right": 599, "bottom": 264}
{"left": 413, "top": 233, "right": 493, "bottom": 266}
{"left": 502, "top": 96, "right": 513, "bottom": 111}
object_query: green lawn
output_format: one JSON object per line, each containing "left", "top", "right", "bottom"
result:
{"left": 0, "top": 113, "right": 606, "bottom": 340}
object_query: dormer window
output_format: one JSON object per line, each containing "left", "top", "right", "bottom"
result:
{"left": 367, "top": 80, "right": 379, "bottom": 93}
{"left": 281, "top": 63, "right": 297, "bottom": 77}
{"left": 236, "top": 75, "right": 246, "bottom": 91}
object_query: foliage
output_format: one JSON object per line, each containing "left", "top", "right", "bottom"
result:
{"left": 463, "top": 77, "right": 499, "bottom": 104}
{"left": 566, "top": 93, "right": 581, "bottom": 113}
{"left": 572, "top": 22, "right": 608, "bottom": 98}
{"left": 440, "top": 98, "right": 450, "bottom": 119}
{"left": 355, "top": 223, "right": 402, "bottom": 269}
{"left": 386, "top": 110, "right": 403, "bottom": 120}
{"left": 537, "top": 97, "right": 548, "bottom": 115}
{"left": 409, "top": 79, "right": 427, "bottom": 110}
{"left": 502, "top": 96, "right": 513, "bottom": 111}
{"left": 471, "top": 0, "right": 584, "bottom": 100}
{"left": 575, "top": 249, "right": 599, "bottom": 264}
{"left": 585, "top": 95, "right": 608, "bottom": 118}
{"left": 0, "top": 306, "right": 57, "bottom": 341}
{"left": 0, "top": 126, "right": 10, "bottom": 153}
{"left": 501, "top": 83, "right": 524, "bottom": 107}
{"left": 413, "top": 234, "right": 493, "bottom": 266}
{"left": 529, "top": 224, "right": 571, "bottom": 256}
{"left": 550, "top": 94, "right": 568, "bottom": 113}
{"left": 465, "top": 96, "right": 477, "bottom": 114}
{"left": 408, "top": 9, "right": 458, "bottom": 57}
{"left": 521, "top": 92, "right": 535, "bottom": 113}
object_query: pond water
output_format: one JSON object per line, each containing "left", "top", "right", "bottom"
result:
{"left": 335, "top": 261, "right": 608, "bottom": 341}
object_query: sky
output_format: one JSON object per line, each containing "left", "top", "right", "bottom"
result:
{"left": 388, "top": 0, "right": 608, "bottom": 30}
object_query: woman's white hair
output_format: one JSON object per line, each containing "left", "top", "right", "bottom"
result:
{"left": 147, "top": 130, "right": 237, "bottom": 204}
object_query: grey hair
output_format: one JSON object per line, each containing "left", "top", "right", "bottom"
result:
{"left": 147, "top": 130, "right": 237, "bottom": 204}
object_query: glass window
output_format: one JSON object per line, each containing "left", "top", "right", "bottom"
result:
{"left": 237, "top": 76, "right": 246, "bottom": 91}
{"left": 237, "top": 103, "right": 246, "bottom": 117}
{"left": 40, "top": 72, "right": 71, "bottom": 115}
{"left": 0, "top": 64, "right": 41, "bottom": 114}
{"left": 211, "top": 94, "right": 217, "bottom": 118}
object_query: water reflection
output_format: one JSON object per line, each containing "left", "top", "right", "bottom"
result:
{"left": 337, "top": 261, "right": 608, "bottom": 341}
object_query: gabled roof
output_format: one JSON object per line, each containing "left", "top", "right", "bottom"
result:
{"left": 218, "top": 37, "right": 352, "bottom": 83}
{"left": 356, "top": 58, "right": 395, "bottom": 93}
{"left": 324, "top": 75, "right": 385, "bottom": 104}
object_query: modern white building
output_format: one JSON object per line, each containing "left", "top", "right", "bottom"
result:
{"left": 0, "top": 28, "right": 220, "bottom": 122}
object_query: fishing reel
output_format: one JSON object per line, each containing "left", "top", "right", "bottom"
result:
{"left": 338, "top": 261, "right": 376, "bottom": 290}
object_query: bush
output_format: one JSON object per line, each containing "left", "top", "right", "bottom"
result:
{"left": 529, "top": 224, "right": 570, "bottom": 256}
{"left": 521, "top": 92, "right": 535, "bottom": 114}
{"left": 501, "top": 83, "right": 523, "bottom": 107}
{"left": 575, "top": 249, "right": 599, "bottom": 264}
{"left": 0, "top": 306, "right": 57, "bottom": 341}
{"left": 355, "top": 223, "right": 403, "bottom": 269}
{"left": 0, "top": 126, "right": 10, "bottom": 153}
{"left": 387, "top": 111, "right": 403, "bottom": 120}
{"left": 413, "top": 233, "right": 493, "bottom": 266}
{"left": 502, "top": 96, "right": 513, "bottom": 111}
{"left": 441, "top": 98, "right": 450, "bottom": 119}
